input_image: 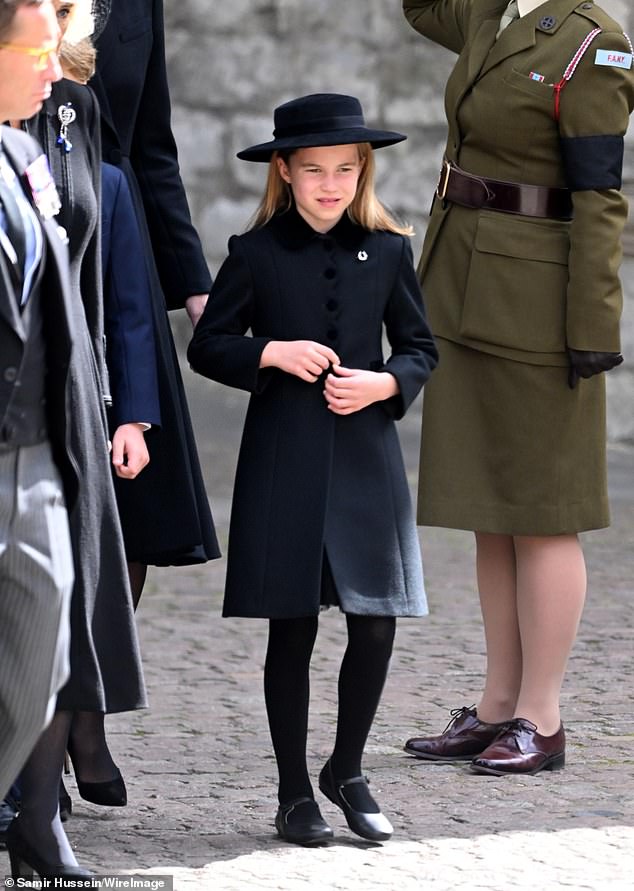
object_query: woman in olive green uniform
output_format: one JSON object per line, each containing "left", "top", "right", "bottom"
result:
{"left": 402, "top": 0, "right": 633, "bottom": 774}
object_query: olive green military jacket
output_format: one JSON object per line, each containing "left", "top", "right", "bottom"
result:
{"left": 403, "top": 0, "right": 634, "bottom": 364}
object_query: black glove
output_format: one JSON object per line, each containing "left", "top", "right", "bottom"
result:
{"left": 567, "top": 349, "right": 624, "bottom": 389}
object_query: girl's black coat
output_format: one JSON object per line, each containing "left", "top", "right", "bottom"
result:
{"left": 188, "top": 209, "right": 438, "bottom": 618}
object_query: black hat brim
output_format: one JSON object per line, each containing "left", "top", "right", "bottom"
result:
{"left": 237, "top": 128, "right": 407, "bottom": 162}
{"left": 92, "top": 0, "right": 112, "bottom": 40}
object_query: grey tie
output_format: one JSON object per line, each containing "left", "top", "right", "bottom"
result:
{"left": 496, "top": 0, "right": 520, "bottom": 39}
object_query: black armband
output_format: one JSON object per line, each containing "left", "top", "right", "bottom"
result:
{"left": 559, "top": 135, "right": 624, "bottom": 190}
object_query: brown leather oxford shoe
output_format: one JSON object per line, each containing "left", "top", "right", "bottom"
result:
{"left": 471, "top": 718, "right": 565, "bottom": 776}
{"left": 404, "top": 706, "right": 507, "bottom": 761}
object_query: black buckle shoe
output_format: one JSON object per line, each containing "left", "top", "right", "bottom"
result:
{"left": 318, "top": 760, "right": 393, "bottom": 841}
{"left": 275, "top": 796, "right": 333, "bottom": 846}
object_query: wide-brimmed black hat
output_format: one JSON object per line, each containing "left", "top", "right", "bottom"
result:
{"left": 237, "top": 93, "right": 406, "bottom": 162}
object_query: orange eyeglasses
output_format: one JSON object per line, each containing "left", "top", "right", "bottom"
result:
{"left": 0, "top": 42, "right": 59, "bottom": 71}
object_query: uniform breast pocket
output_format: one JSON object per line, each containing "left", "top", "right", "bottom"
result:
{"left": 459, "top": 211, "right": 571, "bottom": 354}
{"left": 503, "top": 68, "right": 555, "bottom": 104}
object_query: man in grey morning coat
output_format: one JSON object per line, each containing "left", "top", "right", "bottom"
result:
{"left": 0, "top": 0, "right": 76, "bottom": 798}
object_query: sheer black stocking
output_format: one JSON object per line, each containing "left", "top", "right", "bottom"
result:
{"left": 68, "top": 711, "right": 118, "bottom": 783}
{"left": 18, "top": 711, "right": 77, "bottom": 866}
{"left": 127, "top": 561, "right": 148, "bottom": 611}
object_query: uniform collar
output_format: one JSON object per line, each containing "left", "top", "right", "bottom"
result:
{"left": 517, "top": 0, "right": 549, "bottom": 15}
{"left": 268, "top": 203, "right": 367, "bottom": 251}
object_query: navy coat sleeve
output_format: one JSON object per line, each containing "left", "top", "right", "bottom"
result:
{"left": 102, "top": 162, "right": 161, "bottom": 428}
{"left": 187, "top": 235, "right": 273, "bottom": 393}
{"left": 380, "top": 237, "right": 438, "bottom": 420}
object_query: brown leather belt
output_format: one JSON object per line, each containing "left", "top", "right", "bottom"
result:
{"left": 436, "top": 159, "right": 573, "bottom": 221}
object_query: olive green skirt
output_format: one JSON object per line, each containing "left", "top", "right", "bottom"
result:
{"left": 417, "top": 338, "right": 609, "bottom": 535}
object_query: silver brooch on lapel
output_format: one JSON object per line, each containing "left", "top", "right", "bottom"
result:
{"left": 57, "top": 103, "right": 76, "bottom": 153}
{"left": 357, "top": 250, "right": 368, "bottom": 262}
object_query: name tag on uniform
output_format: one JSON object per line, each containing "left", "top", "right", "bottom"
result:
{"left": 594, "top": 49, "right": 633, "bottom": 69}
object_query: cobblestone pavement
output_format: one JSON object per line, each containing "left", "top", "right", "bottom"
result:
{"left": 2, "top": 371, "right": 633, "bottom": 890}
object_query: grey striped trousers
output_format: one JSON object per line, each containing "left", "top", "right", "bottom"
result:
{"left": 0, "top": 441, "right": 73, "bottom": 798}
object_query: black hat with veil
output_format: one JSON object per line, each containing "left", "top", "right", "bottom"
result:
{"left": 91, "top": 0, "right": 111, "bottom": 40}
{"left": 63, "top": 0, "right": 112, "bottom": 44}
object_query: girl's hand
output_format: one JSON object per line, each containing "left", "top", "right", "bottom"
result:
{"left": 260, "top": 340, "right": 340, "bottom": 383}
{"left": 111, "top": 423, "right": 150, "bottom": 479}
{"left": 324, "top": 366, "right": 399, "bottom": 415}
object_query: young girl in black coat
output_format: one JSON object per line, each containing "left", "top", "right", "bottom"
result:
{"left": 189, "top": 93, "right": 438, "bottom": 846}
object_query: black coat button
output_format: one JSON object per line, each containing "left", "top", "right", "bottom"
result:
{"left": 324, "top": 268, "right": 336, "bottom": 280}
{"left": 326, "top": 299, "right": 339, "bottom": 311}
{"left": 3, "top": 366, "right": 17, "bottom": 383}
{"left": 539, "top": 15, "right": 556, "bottom": 29}
{"left": 327, "top": 328, "right": 338, "bottom": 340}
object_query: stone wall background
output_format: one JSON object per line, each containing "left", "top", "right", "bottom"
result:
{"left": 164, "top": 0, "right": 633, "bottom": 440}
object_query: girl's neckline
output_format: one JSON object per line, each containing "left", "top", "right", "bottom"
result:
{"left": 267, "top": 204, "right": 368, "bottom": 252}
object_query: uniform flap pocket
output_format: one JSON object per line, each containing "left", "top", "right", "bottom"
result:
{"left": 474, "top": 212, "right": 570, "bottom": 265}
{"left": 459, "top": 211, "right": 570, "bottom": 354}
{"left": 120, "top": 18, "right": 152, "bottom": 42}
{"left": 504, "top": 68, "right": 554, "bottom": 101}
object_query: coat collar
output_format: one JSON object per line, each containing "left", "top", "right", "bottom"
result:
{"left": 268, "top": 204, "right": 368, "bottom": 251}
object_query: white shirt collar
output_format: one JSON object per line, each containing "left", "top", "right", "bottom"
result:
{"left": 517, "top": 0, "right": 550, "bottom": 15}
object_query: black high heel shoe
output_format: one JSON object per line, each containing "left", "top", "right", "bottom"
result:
{"left": 75, "top": 770, "right": 127, "bottom": 807}
{"left": 6, "top": 817, "right": 93, "bottom": 880}
{"left": 66, "top": 743, "right": 127, "bottom": 807}
{"left": 318, "top": 759, "right": 393, "bottom": 842}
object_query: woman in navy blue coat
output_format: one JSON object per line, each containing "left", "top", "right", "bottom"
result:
{"left": 189, "top": 94, "right": 438, "bottom": 846}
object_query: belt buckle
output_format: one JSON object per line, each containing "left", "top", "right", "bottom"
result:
{"left": 436, "top": 159, "right": 452, "bottom": 200}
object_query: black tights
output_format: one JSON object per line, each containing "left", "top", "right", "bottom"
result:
{"left": 264, "top": 614, "right": 396, "bottom": 804}
{"left": 128, "top": 561, "right": 148, "bottom": 611}
{"left": 19, "top": 712, "right": 77, "bottom": 866}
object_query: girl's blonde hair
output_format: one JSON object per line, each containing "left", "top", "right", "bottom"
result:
{"left": 248, "top": 143, "right": 413, "bottom": 236}
{"left": 59, "top": 36, "right": 96, "bottom": 82}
